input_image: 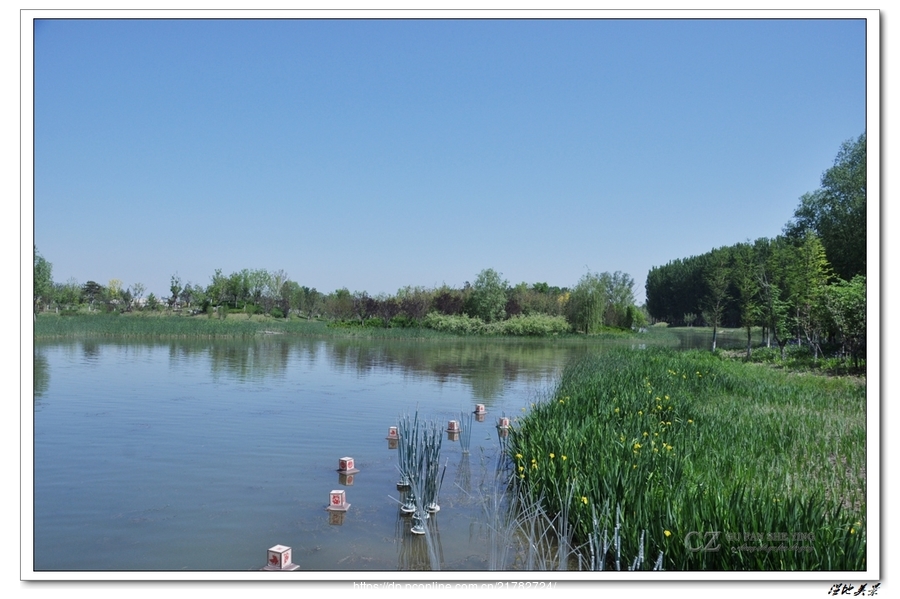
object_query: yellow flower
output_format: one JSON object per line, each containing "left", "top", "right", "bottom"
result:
{"left": 581, "top": 496, "right": 588, "bottom": 505}
{"left": 549, "top": 453, "right": 555, "bottom": 459}
{"left": 632, "top": 464, "right": 637, "bottom": 469}
{"left": 664, "top": 530, "right": 672, "bottom": 537}
{"left": 850, "top": 528, "right": 856, "bottom": 534}
{"left": 633, "top": 443, "right": 642, "bottom": 450}
{"left": 638, "top": 410, "right": 643, "bottom": 416}
{"left": 562, "top": 455, "right": 567, "bottom": 460}
{"left": 518, "top": 466, "right": 524, "bottom": 472}
{"left": 515, "top": 453, "right": 523, "bottom": 459}
{"left": 664, "top": 395, "right": 670, "bottom": 400}
{"left": 688, "top": 419, "right": 694, "bottom": 424}
{"left": 614, "top": 407, "right": 620, "bottom": 413}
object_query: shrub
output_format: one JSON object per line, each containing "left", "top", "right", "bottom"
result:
{"left": 496, "top": 314, "right": 570, "bottom": 336}
{"left": 422, "top": 312, "right": 487, "bottom": 334}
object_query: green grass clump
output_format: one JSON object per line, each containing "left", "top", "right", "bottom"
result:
{"left": 507, "top": 347, "right": 867, "bottom": 570}
{"left": 422, "top": 312, "right": 571, "bottom": 336}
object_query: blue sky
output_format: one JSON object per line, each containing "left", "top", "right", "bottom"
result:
{"left": 32, "top": 17, "right": 867, "bottom": 302}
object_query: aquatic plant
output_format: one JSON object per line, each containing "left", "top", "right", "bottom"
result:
{"left": 508, "top": 347, "right": 867, "bottom": 570}
{"left": 458, "top": 410, "right": 474, "bottom": 454}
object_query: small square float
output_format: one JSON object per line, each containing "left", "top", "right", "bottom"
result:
{"left": 262, "top": 544, "right": 299, "bottom": 571}
{"left": 326, "top": 489, "right": 351, "bottom": 512}
{"left": 337, "top": 456, "right": 359, "bottom": 474}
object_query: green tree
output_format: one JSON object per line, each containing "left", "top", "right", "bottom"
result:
{"left": 130, "top": 282, "right": 146, "bottom": 309}
{"left": 467, "top": 268, "right": 508, "bottom": 323}
{"left": 206, "top": 269, "right": 228, "bottom": 308}
{"left": 55, "top": 278, "right": 83, "bottom": 309}
{"left": 732, "top": 242, "right": 761, "bottom": 358}
{"left": 790, "top": 231, "right": 832, "bottom": 359}
{"left": 819, "top": 275, "right": 866, "bottom": 367}
{"left": 169, "top": 274, "right": 183, "bottom": 308}
{"left": 785, "top": 132, "right": 866, "bottom": 280}
{"left": 146, "top": 292, "right": 160, "bottom": 311}
{"left": 701, "top": 248, "right": 730, "bottom": 352}
{"left": 325, "top": 288, "right": 354, "bottom": 320}
{"left": 567, "top": 271, "right": 609, "bottom": 334}
{"left": 33, "top": 246, "right": 53, "bottom": 317}
{"left": 82, "top": 281, "right": 104, "bottom": 311}
{"left": 107, "top": 279, "right": 123, "bottom": 311}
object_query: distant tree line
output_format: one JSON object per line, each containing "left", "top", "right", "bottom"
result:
{"left": 34, "top": 252, "right": 649, "bottom": 336}
{"left": 645, "top": 133, "right": 866, "bottom": 364}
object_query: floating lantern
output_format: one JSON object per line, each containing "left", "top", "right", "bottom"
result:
{"left": 447, "top": 420, "right": 459, "bottom": 433}
{"left": 326, "top": 489, "right": 350, "bottom": 512}
{"left": 474, "top": 404, "right": 486, "bottom": 415}
{"left": 498, "top": 416, "right": 510, "bottom": 429}
{"left": 337, "top": 456, "right": 359, "bottom": 475}
{"left": 386, "top": 426, "right": 399, "bottom": 440}
{"left": 262, "top": 544, "right": 299, "bottom": 571}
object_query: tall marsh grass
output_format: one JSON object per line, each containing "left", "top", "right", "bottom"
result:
{"left": 34, "top": 313, "right": 453, "bottom": 339}
{"left": 507, "top": 348, "right": 867, "bottom": 570}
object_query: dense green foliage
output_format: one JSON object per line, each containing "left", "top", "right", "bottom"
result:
{"left": 645, "top": 133, "right": 866, "bottom": 365}
{"left": 33, "top": 246, "right": 53, "bottom": 316}
{"left": 37, "top": 263, "right": 647, "bottom": 338}
{"left": 467, "top": 268, "right": 509, "bottom": 323}
{"left": 567, "top": 271, "right": 636, "bottom": 333}
{"left": 508, "top": 348, "right": 866, "bottom": 570}
{"left": 784, "top": 133, "right": 866, "bottom": 281}
{"left": 422, "top": 312, "right": 571, "bottom": 336}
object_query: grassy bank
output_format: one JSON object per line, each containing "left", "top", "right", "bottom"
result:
{"left": 33, "top": 312, "right": 638, "bottom": 341}
{"left": 507, "top": 347, "right": 866, "bottom": 570}
{"left": 32, "top": 312, "right": 452, "bottom": 339}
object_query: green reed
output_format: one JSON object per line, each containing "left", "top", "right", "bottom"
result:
{"left": 507, "top": 347, "right": 867, "bottom": 570}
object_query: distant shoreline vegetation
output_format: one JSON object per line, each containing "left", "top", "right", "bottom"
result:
{"left": 32, "top": 311, "right": 637, "bottom": 340}
{"left": 33, "top": 266, "right": 649, "bottom": 340}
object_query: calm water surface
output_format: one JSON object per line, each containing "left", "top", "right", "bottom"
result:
{"left": 33, "top": 332, "right": 739, "bottom": 572}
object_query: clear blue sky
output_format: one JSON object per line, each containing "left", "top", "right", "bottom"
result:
{"left": 33, "top": 17, "right": 867, "bottom": 303}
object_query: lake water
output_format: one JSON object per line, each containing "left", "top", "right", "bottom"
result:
{"left": 32, "top": 331, "right": 735, "bottom": 572}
